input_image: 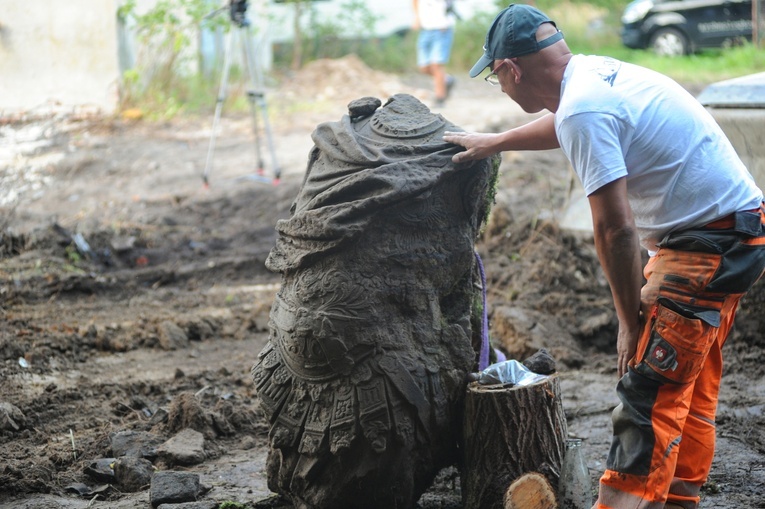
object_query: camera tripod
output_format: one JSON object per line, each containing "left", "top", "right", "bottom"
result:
{"left": 203, "top": 0, "right": 281, "bottom": 187}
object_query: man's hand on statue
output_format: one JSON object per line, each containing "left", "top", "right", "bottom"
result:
{"left": 443, "top": 131, "right": 501, "bottom": 164}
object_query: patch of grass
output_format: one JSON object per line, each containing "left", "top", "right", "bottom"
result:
{"left": 219, "top": 501, "right": 248, "bottom": 509}
{"left": 593, "top": 43, "right": 765, "bottom": 85}
{"left": 544, "top": 1, "right": 619, "bottom": 51}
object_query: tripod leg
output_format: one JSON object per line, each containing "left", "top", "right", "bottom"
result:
{"left": 256, "top": 92, "right": 281, "bottom": 181}
{"left": 240, "top": 28, "right": 266, "bottom": 176}
{"left": 203, "top": 29, "right": 235, "bottom": 186}
{"left": 247, "top": 90, "right": 265, "bottom": 175}
{"left": 242, "top": 29, "right": 282, "bottom": 181}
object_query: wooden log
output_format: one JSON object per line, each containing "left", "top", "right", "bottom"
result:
{"left": 504, "top": 472, "right": 557, "bottom": 509}
{"left": 462, "top": 374, "right": 567, "bottom": 509}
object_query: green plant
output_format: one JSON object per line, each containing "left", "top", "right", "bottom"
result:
{"left": 450, "top": 11, "right": 497, "bottom": 71}
{"left": 65, "top": 244, "right": 82, "bottom": 265}
{"left": 544, "top": 1, "right": 620, "bottom": 51}
{"left": 479, "top": 156, "right": 502, "bottom": 233}
{"left": 118, "top": 0, "right": 229, "bottom": 115}
{"left": 305, "top": 0, "right": 379, "bottom": 59}
{"left": 219, "top": 502, "right": 248, "bottom": 509}
{"left": 359, "top": 32, "right": 418, "bottom": 72}
{"left": 273, "top": 0, "right": 382, "bottom": 69}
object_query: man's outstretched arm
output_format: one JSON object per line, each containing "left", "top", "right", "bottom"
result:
{"left": 442, "top": 112, "right": 559, "bottom": 164}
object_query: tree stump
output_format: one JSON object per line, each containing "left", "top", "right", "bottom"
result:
{"left": 462, "top": 374, "right": 567, "bottom": 509}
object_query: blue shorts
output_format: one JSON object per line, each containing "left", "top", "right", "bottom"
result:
{"left": 417, "top": 27, "right": 454, "bottom": 67}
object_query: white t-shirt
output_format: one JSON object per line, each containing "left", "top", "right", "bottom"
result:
{"left": 416, "top": 0, "right": 456, "bottom": 30}
{"left": 555, "top": 54, "right": 763, "bottom": 253}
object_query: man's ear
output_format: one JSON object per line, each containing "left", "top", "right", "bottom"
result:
{"left": 508, "top": 58, "right": 522, "bottom": 83}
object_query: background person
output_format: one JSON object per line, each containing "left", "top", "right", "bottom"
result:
{"left": 443, "top": 4, "right": 765, "bottom": 509}
{"left": 412, "top": 0, "right": 457, "bottom": 106}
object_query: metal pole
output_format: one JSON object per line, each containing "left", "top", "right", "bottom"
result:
{"left": 242, "top": 30, "right": 282, "bottom": 180}
{"left": 202, "top": 29, "right": 235, "bottom": 187}
{"left": 239, "top": 27, "right": 266, "bottom": 175}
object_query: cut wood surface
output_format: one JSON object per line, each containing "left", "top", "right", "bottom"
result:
{"left": 462, "top": 374, "right": 567, "bottom": 509}
{"left": 504, "top": 472, "right": 557, "bottom": 509}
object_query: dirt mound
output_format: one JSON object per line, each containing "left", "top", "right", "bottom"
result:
{"left": 271, "top": 54, "right": 427, "bottom": 132}
{"left": 281, "top": 54, "right": 423, "bottom": 105}
{"left": 480, "top": 207, "right": 615, "bottom": 368}
{"left": 471, "top": 149, "right": 618, "bottom": 369}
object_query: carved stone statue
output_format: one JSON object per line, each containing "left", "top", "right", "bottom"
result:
{"left": 252, "top": 94, "right": 498, "bottom": 509}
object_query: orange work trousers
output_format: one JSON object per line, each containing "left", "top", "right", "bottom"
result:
{"left": 595, "top": 206, "right": 765, "bottom": 509}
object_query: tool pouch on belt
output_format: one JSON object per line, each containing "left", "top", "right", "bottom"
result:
{"left": 656, "top": 208, "right": 765, "bottom": 294}
{"left": 633, "top": 295, "right": 723, "bottom": 384}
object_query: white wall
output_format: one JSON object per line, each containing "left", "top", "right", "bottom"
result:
{"left": 0, "top": 0, "right": 121, "bottom": 115}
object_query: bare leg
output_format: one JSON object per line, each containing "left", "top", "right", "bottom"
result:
{"left": 432, "top": 64, "right": 447, "bottom": 100}
{"left": 419, "top": 64, "right": 448, "bottom": 102}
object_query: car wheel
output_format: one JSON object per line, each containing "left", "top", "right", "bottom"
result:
{"left": 649, "top": 28, "right": 688, "bottom": 56}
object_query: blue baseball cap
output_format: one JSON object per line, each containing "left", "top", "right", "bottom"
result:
{"left": 469, "top": 4, "right": 564, "bottom": 78}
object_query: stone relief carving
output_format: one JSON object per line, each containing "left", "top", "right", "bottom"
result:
{"left": 252, "top": 94, "right": 498, "bottom": 509}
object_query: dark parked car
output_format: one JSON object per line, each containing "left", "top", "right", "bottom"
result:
{"left": 621, "top": 0, "right": 753, "bottom": 56}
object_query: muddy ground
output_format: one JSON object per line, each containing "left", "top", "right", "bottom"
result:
{"left": 2, "top": 56, "right": 765, "bottom": 508}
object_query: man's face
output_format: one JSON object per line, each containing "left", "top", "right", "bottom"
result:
{"left": 492, "top": 59, "right": 523, "bottom": 106}
{"left": 495, "top": 58, "right": 545, "bottom": 114}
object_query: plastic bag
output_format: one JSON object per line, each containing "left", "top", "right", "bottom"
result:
{"left": 475, "top": 359, "right": 548, "bottom": 386}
